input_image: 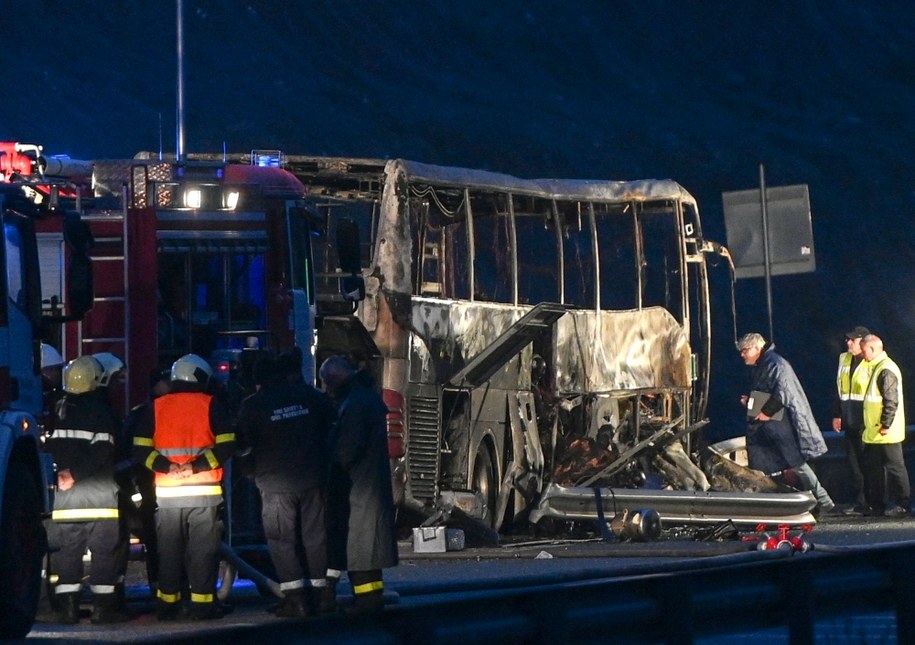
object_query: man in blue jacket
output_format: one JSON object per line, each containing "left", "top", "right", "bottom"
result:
{"left": 738, "top": 333, "right": 836, "bottom": 514}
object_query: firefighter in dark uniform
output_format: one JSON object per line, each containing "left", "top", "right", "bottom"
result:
{"left": 236, "top": 352, "right": 335, "bottom": 617}
{"left": 132, "top": 354, "right": 235, "bottom": 621}
{"left": 118, "top": 367, "right": 171, "bottom": 593}
{"left": 45, "top": 355, "right": 128, "bottom": 624}
{"left": 318, "top": 356, "right": 398, "bottom": 615}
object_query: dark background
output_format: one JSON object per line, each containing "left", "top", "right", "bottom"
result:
{"left": 3, "top": 1, "right": 914, "bottom": 442}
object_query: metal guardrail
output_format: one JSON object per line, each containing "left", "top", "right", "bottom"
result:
{"left": 165, "top": 541, "right": 915, "bottom": 644}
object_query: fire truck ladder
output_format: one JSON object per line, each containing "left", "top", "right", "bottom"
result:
{"left": 78, "top": 208, "right": 130, "bottom": 405}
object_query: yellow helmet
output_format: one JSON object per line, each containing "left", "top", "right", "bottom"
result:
{"left": 62, "top": 356, "right": 103, "bottom": 394}
{"left": 170, "top": 354, "right": 212, "bottom": 384}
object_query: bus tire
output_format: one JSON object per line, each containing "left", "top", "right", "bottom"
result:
{"left": 472, "top": 442, "right": 498, "bottom": 529}
{"left": 0, "top": 460, "right": 44, "bottom": 639}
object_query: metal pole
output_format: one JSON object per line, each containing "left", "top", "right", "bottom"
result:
{"left": 759, "top": 163, "right": 774, "bottom": 343}
{"left": 176, "top": 0, "right": 185, "bottom": 161}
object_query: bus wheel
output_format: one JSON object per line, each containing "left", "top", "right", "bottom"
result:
{"left": 0, "top": 461, "right": 44, "bottom": 639}
{"left": 472, "top": 443, "right": 498, "bottom": 528}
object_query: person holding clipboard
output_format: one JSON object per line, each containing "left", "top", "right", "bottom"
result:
{"left": 738, "top": 332, "right": 837, "bottom": 515}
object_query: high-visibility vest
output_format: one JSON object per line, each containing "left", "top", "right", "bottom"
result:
{"left": 836, "top": 352, "right": 870, "bottom": 403}
{"left": 862, "top": 353, "right": 906, "bottom": 444}
{"left": 152, "top": 392, "right": 224, "bottom": 497}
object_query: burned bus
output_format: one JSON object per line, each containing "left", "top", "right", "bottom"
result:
{"left": 284, "top": 157, "right": 817, "bottom": 530}
{"left": 35, "top": 145, "right": 815, "bottom": 535}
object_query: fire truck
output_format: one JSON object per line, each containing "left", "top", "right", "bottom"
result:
{"left": 0, "top": 142, "right": 93, "bottom": 638}
{"left": 35, "top": 150, "right": 323, "bottom": 417}
{"left": 28, "top": 146, "right": 343, "bottom": 565}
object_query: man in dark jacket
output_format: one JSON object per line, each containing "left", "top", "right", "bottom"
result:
{"left": 738, "top": 333, "right": 835, "bottom": 514}
{"left": 46, "top": 355, "right": 128, "bottom": 624}
{"left": 117, "top": 367, "right": 171, "bottom": 593}
{"left": 236, "top": 352, "right": 336, "bottom": 617}
{"left": 319, "top": 356, "right": 398, "bottom": 615}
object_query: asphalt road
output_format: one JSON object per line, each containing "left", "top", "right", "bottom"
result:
{"left": 17, "top": 512, "right": 915, "bottom": 643}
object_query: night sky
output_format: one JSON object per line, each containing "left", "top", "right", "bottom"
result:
{"left": 3, "top": 1, "right": 914, "bottom": 441}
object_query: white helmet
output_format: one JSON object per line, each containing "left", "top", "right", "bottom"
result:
{"left": 63, "top": 356, "right": 103, "bottom": 394}
{"left": 171, "top": 354, "right": 212, "bottom": 384}
{"left": 93, "top": 352, "right": 125, "bottom": 387}
{"left": 41, "top": 343, "right": 64, "bottom": 369}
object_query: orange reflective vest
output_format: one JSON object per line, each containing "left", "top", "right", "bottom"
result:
{"left": 153, "top": 392, "right": 224, "bottom": 495}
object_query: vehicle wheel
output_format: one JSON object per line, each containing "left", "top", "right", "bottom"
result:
{"left": 472, "top": 443, "right": 498, "bottom": 528}
{"left": 216, "top": 560, "right": 237, "bottom": 602}
{"left": 0, "top": 461, "right": 44, "bottom": 638}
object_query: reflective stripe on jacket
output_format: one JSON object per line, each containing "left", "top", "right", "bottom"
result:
{"left": 46, "top": 393, "right": 120, "bottom": 521}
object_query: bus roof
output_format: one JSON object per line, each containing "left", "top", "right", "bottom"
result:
{"left": 391, "top": 159, "right": 699, "bottom": 209}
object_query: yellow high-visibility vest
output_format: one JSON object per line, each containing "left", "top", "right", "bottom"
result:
{"left": 862, "top": 353, "right": 905, "bottom": 444}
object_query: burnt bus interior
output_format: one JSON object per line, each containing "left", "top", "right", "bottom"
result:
{"left": 286, "top": 157, "right": 714, "bottom": 530}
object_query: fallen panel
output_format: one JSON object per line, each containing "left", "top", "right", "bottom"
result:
{"left": 530, "top": 483, "right": 817, "bottom": 528}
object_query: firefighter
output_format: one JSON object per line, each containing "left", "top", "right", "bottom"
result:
{"left": 132, "top": 354, "right": 235, "bottom": 621}
{"left": 236, "top": 351, "right": 336, "bottom": 617}
{"left": 45, "top": 355, "right": 128, "bottom": 624}
{"left": 91, "top": 352, "right": 134, "bottom": 607}
{"left": 119, "top": 368, "right": 171, "bottom": 593}
{"left": 318, "top": 356, "right": 398, "bottom": 615}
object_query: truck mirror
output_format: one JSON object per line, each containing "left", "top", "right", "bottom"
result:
{"left": 62, "top": 212, "right": 94, "bottom": 318}
{"left": 335, "top": 218, "right": 361, "bottom": 276}
{"left": 67, "top": 252, "right": 94, "bottom": 318}
{"left": 340, "top": 274, "right": 365, "bottom": 303}
{"left": 335, "top": 217, "right": 364, "bottom": 303}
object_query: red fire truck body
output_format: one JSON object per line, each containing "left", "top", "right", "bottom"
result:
{"left": 35, "top": 154, "right": 317, "bottom": 418}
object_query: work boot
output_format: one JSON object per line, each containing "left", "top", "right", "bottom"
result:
{"left": 273, "top": 589, "right": 312, "bottom": 618}
{"left": 90, "top": 593, "right": 130, "bottom": 624}
{"left": 318, "top": 579, "right": 338, "bottom": 614}
{"left": 188, "top": 601, "right": 225, "bottom": 621}
{"left": 346, "top": 589, "right": 384, "bottom": 616}
{"left": 55, "top": 592, "right": 81, "bottom": 624}
{"left": 114, "top": 582, "right": 128, "bottom": 613}
{"left": 885, "top": 505, "right": 911, "bottom": 518}
{"left": 155, "top": 599, "right": 182, "bottom": 622}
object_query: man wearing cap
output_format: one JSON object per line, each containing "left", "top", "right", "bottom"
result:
{"left": 831, "top": 326, "right": 871, "bottom": 514}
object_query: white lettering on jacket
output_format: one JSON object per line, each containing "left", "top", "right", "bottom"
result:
{"left": 269, "top": 404, "right": 309, "bottom": 422}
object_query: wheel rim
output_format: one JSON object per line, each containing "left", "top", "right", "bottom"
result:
{"left": 472, "top": 444, "right": 497, "bottom": 527}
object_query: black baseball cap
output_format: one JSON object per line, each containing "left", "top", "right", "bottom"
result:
{"left": 845, "top": 326, "right": 870, "bottom": 340}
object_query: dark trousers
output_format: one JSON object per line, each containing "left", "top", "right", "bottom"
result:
{"left": 155, "top": 505, "right": 223, "bottom": 604}
{"left": 845, "top": 430, "right": 867, "bottom": 506}
{"left": 260, "top": 488, "right": 327, "bottom": 586}
{"left": 326, "top": 466, "right": 351, "bottom": 572}
{"left": 864, "top": 442, "right": 911, "bottom": 511}
{"left": 54, "top": 519, "right": 121, "bottom": 593}
{"left": 114, "top": 468, "right": 159, "bottom": 587}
